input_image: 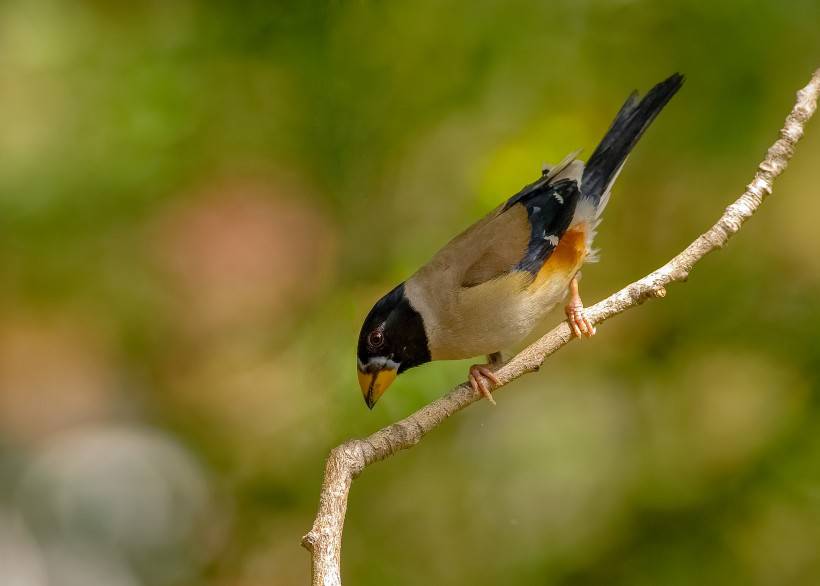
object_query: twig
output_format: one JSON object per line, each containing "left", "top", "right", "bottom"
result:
{"left": 302, "top": 69, "right": 820, "bottom": 586}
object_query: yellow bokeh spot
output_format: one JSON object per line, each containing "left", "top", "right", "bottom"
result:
{"left": 474, "top": 114, "right": 592, "bottom": 212}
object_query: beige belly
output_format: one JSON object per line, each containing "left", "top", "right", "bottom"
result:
{"left": 425, "top": 227, "right": 588, "bottom": 360}
{"left": 407, "top": 225, "right": 589, "bottom": 361}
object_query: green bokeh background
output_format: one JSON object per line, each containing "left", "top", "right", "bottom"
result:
{"left": 2, "top": 1, "right": 820, "bottom": 585}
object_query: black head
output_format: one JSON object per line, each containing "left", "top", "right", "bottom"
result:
{"left": 357, "top": 282, "right": 431, "bottom": 409}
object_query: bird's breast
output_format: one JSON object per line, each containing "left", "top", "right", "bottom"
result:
{"left": 408, "top": 224, "right": 590, "bottom": 361}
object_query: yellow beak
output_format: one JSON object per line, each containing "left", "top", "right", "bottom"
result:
{"left": 358, "top": 367, "right": 397, "bottom": 409}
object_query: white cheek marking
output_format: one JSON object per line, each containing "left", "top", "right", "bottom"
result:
{"left": 553, "top": 192, "right": 564, "bottom": 204}
{"left": 359, "top": 356, "right": 400, "bottom": 371}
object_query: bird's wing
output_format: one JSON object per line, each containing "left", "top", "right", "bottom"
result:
{"left": 460, "top": 157, "right": 582, "bottom": 288}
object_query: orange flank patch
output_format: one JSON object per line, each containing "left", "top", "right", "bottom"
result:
{"left": 531, "top": 226, "right": 587, "bottom": 288}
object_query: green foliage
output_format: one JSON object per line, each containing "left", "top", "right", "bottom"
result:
{"left": 1, "top": 1, "right": 820, "bottom": 585}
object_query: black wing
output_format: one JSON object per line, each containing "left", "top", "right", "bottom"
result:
{"left": 503, "top": 177, "right": 580, "bottom": 275}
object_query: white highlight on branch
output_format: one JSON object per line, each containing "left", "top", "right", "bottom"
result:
{"left": 302, "top": 69, "right": 820, "bottom": 586}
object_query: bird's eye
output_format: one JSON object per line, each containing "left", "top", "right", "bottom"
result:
{"left": 368, "top": 330, "right": 384, "bottom": 349}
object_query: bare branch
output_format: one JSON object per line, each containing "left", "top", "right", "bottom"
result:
{"left": 302, "top": 69, "right": 820, "bottom": 586}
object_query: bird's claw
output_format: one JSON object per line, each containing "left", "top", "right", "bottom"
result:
{"left": 469, "top": 364, "right": 500, "bottom": 405}
{"left": 565, "top": 301, "right": 596, "bottom": 339}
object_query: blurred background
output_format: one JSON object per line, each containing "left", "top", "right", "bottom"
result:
{"left": 1, "top": 1, "right": 820, "bottom": 585}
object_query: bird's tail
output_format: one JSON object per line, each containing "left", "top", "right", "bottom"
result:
{"left": 581, "top": 73, "right": 684, "bottom": 213}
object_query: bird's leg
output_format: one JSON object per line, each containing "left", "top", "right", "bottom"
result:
{"left": 469, "top": 352, "right": 502, "bottom": 405}
{"left": 565, "top": 274, "right": 596, "bottom": 338}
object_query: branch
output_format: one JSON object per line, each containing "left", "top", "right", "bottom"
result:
{"left": 302, "top": 69, "right": 820, "bottom": 586}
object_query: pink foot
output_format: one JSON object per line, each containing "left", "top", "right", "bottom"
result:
{"left": 469, "top": 364, "right": 500, "bottom": 405}
{"left": 565, "top": 276, "right": 596, "bottom": 338}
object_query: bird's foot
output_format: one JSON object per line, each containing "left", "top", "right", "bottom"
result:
{"left": 565, "top": 300, "right": 596, "bottom": 338}
{"left": 469, "top": 364, "right": 500, "bottom": 405}
{"left": 565, "top": 301, "right": 595, "bottom": 338}
{"left": 565, "top": 276, "right": 596, "bottom": 338}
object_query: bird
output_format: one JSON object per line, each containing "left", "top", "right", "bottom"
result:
{"left": 357, "top": 73, "right": 684, "bottom": 409}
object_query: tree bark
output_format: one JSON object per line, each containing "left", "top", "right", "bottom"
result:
{"left": 302, "top": 69, "right": 820, "bottom": 586}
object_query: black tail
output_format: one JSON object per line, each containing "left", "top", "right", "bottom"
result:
{"left": 582, "top": 73, "right": 684, "bottom": 207}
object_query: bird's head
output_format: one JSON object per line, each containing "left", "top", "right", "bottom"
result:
{"left": 357, "top": 283, "right": 430, "bottom": 409}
